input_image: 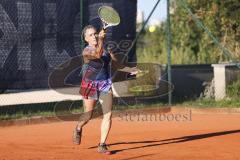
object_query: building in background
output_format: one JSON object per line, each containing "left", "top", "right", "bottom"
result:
{"left": 136, "top": 9, "right": 144, "bottom": 32}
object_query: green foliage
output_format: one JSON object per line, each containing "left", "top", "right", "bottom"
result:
{"left": 227, "top": 75, "right": 240, "bottom": 98}
{"left": 137, "top": 0, "right": 240, "bottom": 64}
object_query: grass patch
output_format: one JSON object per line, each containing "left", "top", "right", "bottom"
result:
{"left": 113, "top": 102, "right": 166, "bottom": 111}
{"left": 0, "top": 111, "right": 55, "bottom": 121}
{"left": 226, "top": 75, "right": 240, "bottom": 98}
{"left": 1, "top": 98, "right": 240, "bottom": 121}
{"left": 180, "top": 98, "right": 240, "bottom": 108}
{"left": 0, "top": 100, "right": 167, "bottom": 121}
{"left": 0, "top": 100, "right": 83, "bottom": 121}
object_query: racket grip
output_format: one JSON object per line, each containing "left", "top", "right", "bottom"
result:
{"left": 102, "top": 27, "right": 107, "bottom": 32}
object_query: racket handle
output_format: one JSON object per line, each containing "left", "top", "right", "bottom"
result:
{"left": 102, "top": 22, "right": 107, "bottom": 30}
{"left": 102, "top": 28, "right": 107, "bottom": 32}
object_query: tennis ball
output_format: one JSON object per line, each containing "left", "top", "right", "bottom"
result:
{"left": 149, "top": 26, "right": 156, "bottom": 33}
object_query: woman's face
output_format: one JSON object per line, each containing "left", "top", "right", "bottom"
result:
{"left": 84, "top": 28, "right": 98, "bottom": 46}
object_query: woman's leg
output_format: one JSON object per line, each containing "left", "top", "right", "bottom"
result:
{"left": 73, "top": 98, "right": 96, "bottom": 145}
{"left": 76, "top": 98, "right": 96, "bottom": 130}
{"left": 99, "top": 91, "right": 113, "bottom": 144}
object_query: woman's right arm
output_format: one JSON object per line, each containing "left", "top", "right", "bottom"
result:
{"left": 95, "top": 29, "right": 105, "bottom": 58}
{"left": 82, "top": 47, "right": 99, "bottom": 60}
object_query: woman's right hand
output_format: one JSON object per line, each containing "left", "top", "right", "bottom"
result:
{"left": 98, "top": 29, "right": 106, "bottom": 39}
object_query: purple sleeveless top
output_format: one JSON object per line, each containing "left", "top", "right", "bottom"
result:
{"left": 80, "top": 46, "right": 112, "bottom": 100}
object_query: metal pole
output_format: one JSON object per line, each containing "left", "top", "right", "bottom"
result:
{"left": 166, "top": 0, "right": 172, "bottom": 105}
{"left": 80, "top": 0, "right": 84, "bottom": 52}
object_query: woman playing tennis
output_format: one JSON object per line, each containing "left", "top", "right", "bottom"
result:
{"left": 73, "top": 25, "right": 117, "bottom": 155}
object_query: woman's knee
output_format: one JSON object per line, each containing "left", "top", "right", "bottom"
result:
{"left": 103, "top": 111, "right": 112, "bottom": 121}
{"left": 79, "top": 110, "right": 93, "bottom": 123}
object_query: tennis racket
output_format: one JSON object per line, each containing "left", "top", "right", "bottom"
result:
{"left": 98, "top": 6, "right": 120, "bottom": 30}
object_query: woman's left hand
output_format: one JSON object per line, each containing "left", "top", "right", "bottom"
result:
{"left": 129, "top": 67, "right": 141, "bottom": 75}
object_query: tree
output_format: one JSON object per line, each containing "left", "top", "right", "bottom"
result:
{"left": 136, "top": 0, "right": 240, "bottom": 64}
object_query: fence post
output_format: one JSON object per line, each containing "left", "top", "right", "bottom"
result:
{"left": 212, "top": 63, "right": 237, "bottom": 100}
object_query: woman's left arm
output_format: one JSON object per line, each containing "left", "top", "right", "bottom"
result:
{"left": 109, "top": 51, "right": 139, "bottom": 75}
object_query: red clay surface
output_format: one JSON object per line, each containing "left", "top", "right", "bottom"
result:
{"left": 0, "top": 108, "right": 240, "bottom": 160}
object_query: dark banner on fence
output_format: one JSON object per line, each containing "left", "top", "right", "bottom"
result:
{"left": 0, "top": 0, "right": 137, "bottom": 92}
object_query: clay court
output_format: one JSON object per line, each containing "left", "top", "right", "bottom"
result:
{"left": 0, "top": 107, "right": 240, "bottom": 160}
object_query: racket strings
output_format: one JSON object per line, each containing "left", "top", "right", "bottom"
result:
{"left": 98, "top": 7, "right": 120, "bottom": 26}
